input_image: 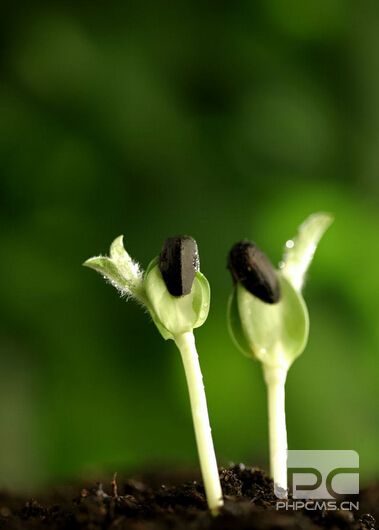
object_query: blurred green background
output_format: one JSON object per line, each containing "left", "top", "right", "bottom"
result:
{"left": 0, "top": 1, "right": 378, "bottom": 490}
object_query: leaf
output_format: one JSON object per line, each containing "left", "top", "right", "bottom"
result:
{"left": 83, "top": 256, "right": 131, "bottom": 295}
{"left": 192, "top": 272, "right": 210, "bottom": 329}
{"left": 236, "top": 274, "right": 309, "bottom": 369}
{"left": 143, "top": 262, "right": 210, "bottom": 338}
{"left": 227, "top": 288, "right": 252, "bottom": 357}
{"left": 145, "top": 256, "right": 158, "bottom": 277}
{"left": 149, "top": 311, "right": 174, "bottom": 341}
{"left": 281, "top": 212, "right": 333, "bottom": 291}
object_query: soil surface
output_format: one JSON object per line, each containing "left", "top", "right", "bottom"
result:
{"left": 0, "top": 465, "right": 376, "bottom": 529}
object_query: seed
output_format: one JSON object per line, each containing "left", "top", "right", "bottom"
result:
{"left": 159, "top": 236, "right": 199, "bottom": 296}
{"left": 227, "top": 241, "right": 280, "bottom": 303}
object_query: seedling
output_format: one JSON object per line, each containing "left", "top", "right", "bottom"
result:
{"left": 83, "top": 235, "right": 223, "bottom": 515}
{"left": 227, "top": 213, "right": 333, "bottom": 498}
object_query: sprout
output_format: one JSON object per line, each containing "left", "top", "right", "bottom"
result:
{"left": 227, "top": 213, "right": 333, "bottom": 498}
{"left": 84, "top": 235, "right": 223, "bottom": 515}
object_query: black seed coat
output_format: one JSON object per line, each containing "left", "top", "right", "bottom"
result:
{"left": 159, "top": 236, "right": 199, "bottom": 297}
{"left": 227, "top": 241, "right": 280, "bottom": 304}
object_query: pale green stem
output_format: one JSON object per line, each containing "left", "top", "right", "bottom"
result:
{"left": 175, "top": 331, "right": 223, "bottom": 515}
{"left": 263, "top": 365, "right": 288, "bottom": 498}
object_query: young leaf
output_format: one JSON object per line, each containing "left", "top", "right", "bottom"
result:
{"left": 280, "top": 212, "right": 333, "bottom": 291}
{"left": 83, "top": 256, "right": 132, "bottom": 295}
{"left": 84, "top": 236, "right": 145, "bottom": 303}
{"left": 110, "top": 235, "right": 144, "bottom": 295}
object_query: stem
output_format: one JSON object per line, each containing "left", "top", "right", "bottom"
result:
{"left": 175, "top": 331, "right": 223, "bottom": 515}
{"left": 263, "top": 365, "right": 288, "bottom": 499}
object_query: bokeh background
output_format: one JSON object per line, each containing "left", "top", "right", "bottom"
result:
{"left": 0, "top": 1, "right": 378, "bottom": 490}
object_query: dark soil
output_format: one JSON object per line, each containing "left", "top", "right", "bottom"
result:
{"left": 0, "top": 465, "right": 376, "bottom": 529}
